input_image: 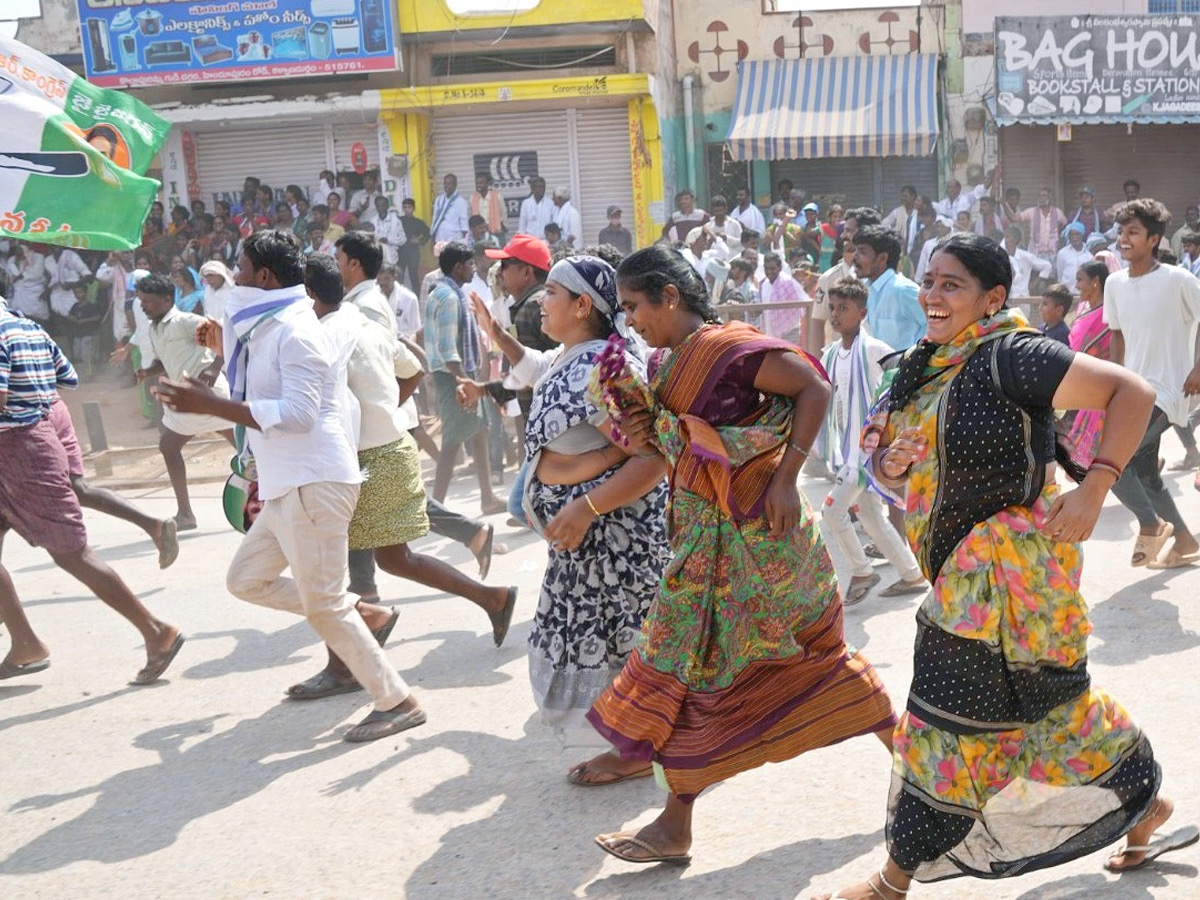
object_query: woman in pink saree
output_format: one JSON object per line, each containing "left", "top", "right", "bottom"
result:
{"left": 1066, "top": 259, "right": 1113, "bottom": 467}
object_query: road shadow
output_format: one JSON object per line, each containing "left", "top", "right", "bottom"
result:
{"left": 178, "top": 619, "right": 320, "bottom": 680}
{"left": 0, "top": 704, "right": 364, "bottom": 873}
{"left": 584, "top": 828, "right": 885, "bottom": 900}
{"left": 22, "top": 586, "right": 166, "bottom": 609}
{"left": 1088, "top": 570, "right": 1200, "bottom": 666}
{"left": 0, "top": 686, "right": 139, "bottom": 733}
{"left": 0, "top": 684, "right": 42, "bottom": 701}
{"left": 395, "top": 628, "right": 526, "bottom": 690}
{"left": 1014, "top": 861, "right": 1198, "bottom": 899}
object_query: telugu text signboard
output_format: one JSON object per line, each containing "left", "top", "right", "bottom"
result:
{"left": 995, "top": 15, "right": 1200, "bottom": 122}
{"left": 75, "top": 0, "right": 398, "bottom": 89}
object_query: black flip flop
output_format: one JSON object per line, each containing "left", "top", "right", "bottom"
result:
{"left": 371, "top": 608, "right": 400, "bottom": 648}
{"left": 131, "top": 633, "right": 186, "bottom": 685}
{"left": 0, "top": 658, "right": 50, "bottom": 680}
{"left": 473, "top": 524, "right": 495, "bottom": 579}
{"left": 286, "top": 668, "right": 362, "bottom": 701}
{"left": 1106, "top": 825, "right": 1200, "bottom": 872}
{"left": 490, "top": 587, "right": 518, "bottom": 647}
{"left": 343, "top": 705, "right": 427, "bottom": 743}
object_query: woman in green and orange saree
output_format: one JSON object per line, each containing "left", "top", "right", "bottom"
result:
{"left": 586, "top": 246, "right": 897, "bottom": 865}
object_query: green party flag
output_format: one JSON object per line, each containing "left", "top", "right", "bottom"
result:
{"left": 0, "top": 36, "right": 170, "bottom": 250}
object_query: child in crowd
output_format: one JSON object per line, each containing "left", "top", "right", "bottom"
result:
{"left": 543, "top": 222, "right": 565, "bottom": 253}
{"left": 726, "top": 257, "right": 757, "bottom": 303}
{"left": 817, "top": 276, "right": 925, "bottom": 604}
{"left": 1039, "top": 283, "right": 1073, "bottom": 344}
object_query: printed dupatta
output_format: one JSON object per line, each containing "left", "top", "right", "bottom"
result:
{"left": 592, "top": 321, "right": 824, "bottom": 522}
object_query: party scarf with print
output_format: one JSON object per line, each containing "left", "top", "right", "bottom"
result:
{"left": 223, "top": 283, "right": 311, "bottom": 473}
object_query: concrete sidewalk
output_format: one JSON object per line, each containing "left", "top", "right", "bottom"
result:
{"left": 1, "top": 446, "right": 1198, "bottom": 900}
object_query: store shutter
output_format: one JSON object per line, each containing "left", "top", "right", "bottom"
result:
{"left": 193, "top": 124, "right": 330, "bottom": 208}
{"left": 574, "top": 106, "right": 634, "bottom": 250}
{"left": 1060, "top": 124, "right": 1200, "bottom": 226}
{"left": 332, "top": 120, "right": 382, "bottom": 175}
{"left": 880, "top": 156, "right": 939, "bottom": 211}
{"left": 431, "top": 111, "right": 572, "bottom": 235}
{"left": 998, "top": 125, "right": 1056, "bottom": 213}
{"left": 770, "top": 158, "right": 873, "bottom": 210}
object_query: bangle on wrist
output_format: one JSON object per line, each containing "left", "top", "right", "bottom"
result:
{"left": 787, "top": 439, "right": 809, "bottom": 458}
{"left": 583, "top": 492, "right": 601, "bottom": 518}
{"left": 1087, "top": 461, "right": 1121, "bottom": 482}
{"left": 1090, "top": 456, "right": 1124, "bottom": 479}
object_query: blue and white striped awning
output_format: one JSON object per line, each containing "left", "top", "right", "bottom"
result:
{"left": 725, "top": 55, "right": 940, "bottom": 161}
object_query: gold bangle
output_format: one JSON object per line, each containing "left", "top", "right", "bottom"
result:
{"left": 584, "top": 493, "right": 601, "bottom": 518}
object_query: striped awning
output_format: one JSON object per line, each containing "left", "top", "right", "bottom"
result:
{"left": 725, "top": 55, "right": 940, "bottom": 161}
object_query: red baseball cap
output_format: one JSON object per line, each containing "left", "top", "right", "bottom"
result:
{"left": 485, "top": 234, "right": 551, "bottom": 272}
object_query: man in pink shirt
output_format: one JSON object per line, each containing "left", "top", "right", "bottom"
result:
{"left": 1019, "top": 188, "right": 1068, "bottom": 262}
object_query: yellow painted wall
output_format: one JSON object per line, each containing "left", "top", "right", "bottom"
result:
{"left": 398, "top": 0, "right": 647, "bottom": 34}
{"left": 380, "top": 112, "right": 432, "bottom": 218}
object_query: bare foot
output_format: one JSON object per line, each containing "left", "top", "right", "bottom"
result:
{"left": 1106, "top": 795, "right": 1175, "bottom": 871}
{"left": 596, "top": 818, "right": 691, "bottom": 862}
{"left": 355, "top": 600, "right": 392, "bottom": 632}
{"left": 813, "top": 878, "right": 903, "bottom": 900}
{"left": 567, "top": 750, "right": 653, "bottom": 785}
{"left": 1172, "top": 533, "right": 1200, "bottom": 556}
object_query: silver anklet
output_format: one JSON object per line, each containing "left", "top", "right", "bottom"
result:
{"left": 878, "top": 867, "right": 909, "bottom": 896}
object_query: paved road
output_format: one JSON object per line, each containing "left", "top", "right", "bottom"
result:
{"left": 3, "top": 449, "right": 1199, "bottom": 900}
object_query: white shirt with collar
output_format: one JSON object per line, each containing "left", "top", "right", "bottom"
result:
{"left": 729, "top": 203, "right": 765, "bottom": 235}
{"left": 553, "top": 201, "right": 583, "bottom": 248}
{"left": 351, "top": 190, "right": 383, "bottom": 226}
{"left": 1009, "top": 247, "right": 1054, "bottom": 298}
{"left": 1055, "top": 244, "right": 1093, "bottom": 293}
{"left": 932, "top": 183, "right": 988, "bottom": 220}
{"left": 224, "top": 300, "right": 362, "bottom": 501}
{"left": 518, "top": 196, "right": 556, "bottom": 239}
{"left": 343, "top": 278, "right": 398, "bottom": 338}
{"left": 431, "top": 192, "right": 470, "bottom": 243}
{"left": 386, "top": 283, "right": 421, "bottom": 338}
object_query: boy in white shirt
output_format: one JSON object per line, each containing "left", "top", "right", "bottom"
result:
{"left": 1104, "top": 198, "right": 1200, "bottom": 568}
{"left": 817, "top": 276, "right": 925, "bottom": 604}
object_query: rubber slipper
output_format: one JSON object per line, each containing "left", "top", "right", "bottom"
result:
{"left": 566, "top": 762, "right": 654, "bottom": 787}
{"left": 844, "top": 573, "right": 881, "bottom": 606}
{"left": 0, "top": 658, "right": 50, "bottom": 680}
{"left": 131, "top": 633, "right": 186, "bottom": 685}
{"left": 1105, "top": 825, "right": 1200, "bottom": 872}
{"left": 371, "top": 608, "right": 400, "bottom": 648}
{"left": 879, "top": 578, "right": 927, "bottom": 598}
{"left": 1132, "top": 523, "right": 1173, "bottom": 567}
{"left": 490, "top": 587, "right": 518, "bottom": 647}
{"left": 157, "top": 517, "right": 179, "bottom": 570}
{"left": 595, "top": 832, "right": 691, "bottom": 866}
{"left": 473, "top": 524, "right": 494, "bottom": 579}
{"left": 343, "top": 704, "right": 427, "bottom": 743}
{"left": 1147, "top": 548, "right": 1200, "bottom": 570}
{"left": 286, "top": 668, "right": 362, "bottom": 700}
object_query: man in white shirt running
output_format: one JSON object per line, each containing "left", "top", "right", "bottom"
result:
{"left": 1104, "top": 198, "right": 1200, "bottom": 568}
{"left": 156, "top": 229, "right": 423, "bottom": 743}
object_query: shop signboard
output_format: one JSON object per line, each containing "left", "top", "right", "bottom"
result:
{"left": 995, "top": 14, "right": 1200, "bottom": 122}
{"left": 75, "top": 0, "right": 399, "bottom": 88}
{"left": 473, "top": 151, "right": 538, "bottom": 221}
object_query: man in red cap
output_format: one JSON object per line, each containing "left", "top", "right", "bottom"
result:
{"left": 485, "top": 234, "right": 557, "bottom": 417}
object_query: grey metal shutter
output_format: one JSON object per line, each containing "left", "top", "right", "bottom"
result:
{"left": 880, "top": 156, "right": 939, "bottom": 211}
{"left": 574, "top": 106, "right": 635, "bottom": 250}
{"left": 193, "top": 124, "right": 330, "bottom": 208}
{"left": 432, "top": 110, "right": 571, "bottom": 235}
{"left": 998, "top": 125, "right": 1057, "bottom": 212}
{"left": 770, "top": 158, "right": 873, "bottom": 210}
{"left": 1060, "top": 124, "right": 1200, "bottom": 227}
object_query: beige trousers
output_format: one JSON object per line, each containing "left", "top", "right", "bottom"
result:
{"left": 226, "top": 481, "right": 409, "bottom": 711}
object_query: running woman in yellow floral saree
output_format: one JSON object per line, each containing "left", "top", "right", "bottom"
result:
{"left": 815, "top": 233, "right": 1194, "bottom": 900}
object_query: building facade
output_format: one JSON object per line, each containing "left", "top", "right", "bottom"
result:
{"left": 674, "top": 1, "right": 945, "bottom": 213}
{"left": 955, "top": 0, "right": 1200, "bottom": 225}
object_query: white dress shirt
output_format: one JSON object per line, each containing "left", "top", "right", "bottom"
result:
{"left": 386, "top": 283, "right": 421, "bottom": 338}
{"left": 225, "top": 302, "right": 362, "bottom": 501}
{"left": 705, "top": 216, "right": 743, "bottom": 254}
{"left": 518, "top": 196, "right": 556, "bottom": 239}
{"left": 431, "top": 192, "right": 470, "bottom": 243}
{"left": 343, "top": 278, "right": 398, "bottom": 338}
{"left": 350, "top": 190, "right": 383, "bottom": 226}
{"left": 553, "top": 201, "right": 583, "bottom": 248}
{"left": 932, "top": 183, "right": 989, "bottom": 220}
{"left": 1009, "top": 247, "right": 1054, "bottom": 298}
{"left": 1055, "top": 244, "right": 1093, "bottom": 294}
{"left": 729, "top": 202, "right": 765, "bottom": 235}
{"left": 883, "top": 205, "right": 920, "bottom": 255}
